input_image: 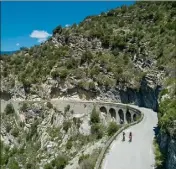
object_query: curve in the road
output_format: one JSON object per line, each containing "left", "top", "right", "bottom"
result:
{"left": 101, "top": 106, "right": 158, "bottom": 169}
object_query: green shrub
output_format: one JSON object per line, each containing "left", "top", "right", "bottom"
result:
{"left": 5, "top": 103, "right": 15, "bottom": 115}
{"left": 101, "top": 37, "right": 110, "bottom": 48}
{"left": 63, "top": 121, "right": 71, "bottom": 132}
{"left": 51, "top": 68, "right": 68, "bottom": 79}
{"left": 73, "top": 68, "right": 85, "bottom": 79}
{"left": 7, "top": 158, "right": 20, "bottom": 169}
{"left": 44, "top": 163, "right": 53, "bottom": 169}
{"left": 21, "top": 102, "right": 28, "bottom": 112}
{"left": 79, "top": 149, "right": 100, "bottom": 169}
{"left": 123, "top": 55, "right": 130, "bottom": 64}
{"left": 59, "top": 68, "right": 68, "bottom": 79}
{"left": 78, "top": 154, "right": 90, "bottom": 164}
{"left": 112, "top": 48, "right": 120, "bottom": 56}
{"left": 89, "top": 81, "right": 96, "bottom": 90}
{"left": 8, "top": 146, "right": 18, "bottom": 157}
{"left": 79, "top": 158, "right": 94, "bottom": 169}
{"left": 1, "top": 153, "right": 9, "bottom": 166}
{"left": 11, "top": 127, "right": 19, "bottom": 137}
{"left": 158, "top": 98, "right": 176, "bottom": 132}
{"left": 80, "top": 50, "right": 93, "bottom": 65}
{"left": 73, "top": 117, "right": 81, "bottom": 128}
{"left": 103, "top": 77, "right": 115, "bottom": 88}
{"left": 66, "top": 58, "right": 78, "bottom": 69}
{"left": 112, "top": 36, "right": 126, "bottom": 50}
{"left": 153, "top": 138, "right": 165, "bottom": 169}
{"left": 51, "top": 155, "right": 68, "bottom": 169}
{"left": 26, "top": 163, "right": 35, "bottom": 169}
{"left": 53, "top": 25, "right": 62, "bottom": 35}
{"left": 47, "top": 127, "right": 61, "bottom": 140}
{"left": 21, "top": 77, "right": 32, "bottom": 87}
{"left": 91, "top": 123, "right": 103, "bottom": 139}
{"left": 19, "top": 121, "right": 25, "bottom": 128}
{"left": 159, "top": 89, "right": 169, "bottom": 100}
{"left": 78, "top": 80, "right": 89, "bottom": 90}
{"left": 5, "top": 123, "right": 12, "bottom": 133}
{"left": 90, "top": 107, "right": 100, "bottom": 124}
{"left": 66, "top": 140, "right": 72, "bottom": 149}
{"left": 26, "top": 119, "right": 39, "bottom": 141}
{"left": 1, "top": 143, "right": 9, "bottom": 166}
{"left": 46, "top": 102, "right": 53, "bottom": 109}
{"left": 119, "top": 20, "right": 125, "bottom": 27}
{"left": 64, "top": 105, "right": 70, "bottom": 113}
{"left": 107, "top": 122, "right": 120, "bottom": 136}
{"left": 51, "top": 69, "right": 59, "bottom": 79}
{"left": 90, "top": 65, "right": 100, "bottom": 77}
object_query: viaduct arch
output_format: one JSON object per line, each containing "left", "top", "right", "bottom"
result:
{"left": 98, "top": 103, "right": 140, "bottom": 125}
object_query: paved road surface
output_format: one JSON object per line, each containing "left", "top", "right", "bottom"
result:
{"left": 102, "top": 106, "right": 158, "bottom": 169}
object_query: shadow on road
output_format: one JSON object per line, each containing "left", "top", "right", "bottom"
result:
{"left": 153, "top": 125, "right": 159, "bottom": 136}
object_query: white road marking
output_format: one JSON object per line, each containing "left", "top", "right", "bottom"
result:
{"left": 103, "top": 160, "right": 108, "bottom": 169}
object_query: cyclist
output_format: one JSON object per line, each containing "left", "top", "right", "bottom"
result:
{"left": 129, "top": 132, "right": 132, "bottom": 142}
{"left": 122, "top": 132, "right": 125, "bottom": 141}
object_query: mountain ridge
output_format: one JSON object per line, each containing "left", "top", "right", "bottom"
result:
{"left": 1, "top": 1, "right": 176, "bottom": 169}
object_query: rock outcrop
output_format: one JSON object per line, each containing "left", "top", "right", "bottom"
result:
{"left": 158, "top": 132, "right": 176, "bottom": 169}
{"left": 1, "top": 69, "right": 162, "bottom": 111}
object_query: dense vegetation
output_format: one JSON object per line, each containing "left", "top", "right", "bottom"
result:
{"left": 158, "top": 98, "right": 176, "bottom": 135}
{"left": 1, "top": 1, "right": 176, "bottom": 168}
{"left": 158, "top": 77, "right": 176, "bottom": 136}
{"left": 153, "top": 138, "right": 165, "bottom": 169}
{"left": 155, "top": 77, "right": 176, "bottom": 169}
{"left": 1, "top": 2, "right": 175, "bottom": 92}
{"left": 1, "top": 103, "right": 105, "bottom": 169}
{"left": 3, "top": 1, "right": 176, "bottom": 134}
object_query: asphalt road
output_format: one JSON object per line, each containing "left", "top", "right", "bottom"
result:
{"left": 102, "top": 106, "right": 158, "bottom": 169}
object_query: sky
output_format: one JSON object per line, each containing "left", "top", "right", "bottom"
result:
{"left": 1, "top": 1, "right": 135, "bottom": 51}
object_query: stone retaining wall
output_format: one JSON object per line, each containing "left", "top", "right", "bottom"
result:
{"left": 1, "top": 99, "right": 141, "bottom": 125}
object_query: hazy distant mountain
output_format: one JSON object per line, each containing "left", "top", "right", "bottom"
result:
{"left": 1, "top": 51, "right": 18, "bottom": 55}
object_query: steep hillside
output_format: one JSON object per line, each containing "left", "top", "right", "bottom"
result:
{"left": 0, "top": 1, "right": 176, "bottom": 169}
{"left": 156, "top": 76, "right": 176, "bottom": 169}
{"left": 1, "top": 2, "right": 175, "bottom": 110}
{"left": 1, "top": 100, "right": 108, "bottom": 169}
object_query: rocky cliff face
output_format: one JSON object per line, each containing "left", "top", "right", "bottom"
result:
{"left": 1, "top": 60, "right": 163, "bottom": 111}
{"left": 167, "top": 139, "right": 176, "bottom": 169}
{"left": 1, "top": 100, "right": 109, "bottom": 169}
{"left": 1, "top": 74, "right": 161, "bottom": 111}
{"left": 157, "top": 78, "right": 176, "bottom": 169}
{"left": 158, "top": 132, "right": 176, "bottom": 169}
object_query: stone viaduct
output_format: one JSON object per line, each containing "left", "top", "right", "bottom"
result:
{"left": 51, "top": 99, "right": 141, "bottom": 124}
{"left": 1, "top": 99, "right": 141, "bottom": 125}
